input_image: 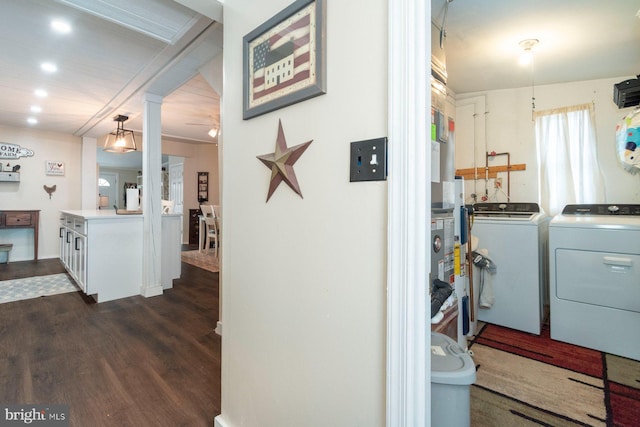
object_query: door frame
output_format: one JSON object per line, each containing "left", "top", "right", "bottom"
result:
{"left": 386, "top": 1, "right": 430, "bottom": 425}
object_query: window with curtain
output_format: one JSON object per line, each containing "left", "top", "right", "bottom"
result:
{"left": 534, "top": 102, "right": 606, "bottom": 215}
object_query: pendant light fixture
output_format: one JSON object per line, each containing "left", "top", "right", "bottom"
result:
{"left": 518, "top": 39, "right": 538, "bottom": 66}
{"left": 103, "top": 115, "right": 137, "bottom": 153}
{"left": 518, "top": 39, "right": 539, "bottom": 119}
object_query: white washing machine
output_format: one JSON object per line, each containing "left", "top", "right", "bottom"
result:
{"left": 471, "top": 203, "right": 550, "bottom": 335}
{"left": 549, "top": 204, "right": 640, "bottom": 361}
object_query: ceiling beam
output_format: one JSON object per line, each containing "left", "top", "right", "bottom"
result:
{"left": 75, "top": 17, "right": 219, "bottom": 138}
{"left": 174, "top": 0, "right": 223, "bottom": 23}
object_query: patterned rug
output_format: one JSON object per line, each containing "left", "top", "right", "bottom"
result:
{"left": 181, "top": 250, "right": 219, "bottom": 273}
{"left": 0, "top": 273, "right": 79, "bottom": 304}
{"left": 470, "top": 323, "right": 640, "bottom": 426}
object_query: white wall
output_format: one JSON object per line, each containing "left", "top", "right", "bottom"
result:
{"left": 218, "top": 0, "right": 388, "bottom": 426}
{"left": 455, "top": 76, "right": 640, "bottom": 205}
{"left": 0, "top": 126, "right": 82, "bottom": 261}
{"left": 163, "top": 139, "right": 219, "bottom": 242}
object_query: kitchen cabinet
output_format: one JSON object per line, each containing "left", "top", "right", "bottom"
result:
{"left": 60, "top": 215, "right": 88, "bottom": 292}
{"left": 161, "top": 214, "right": 182, "bottom": 289}
{"left": 59, "top": 210, "right": 182, "bottom": 302}
{"left": 60, "top": 210, "right": 142, "bottom": 302}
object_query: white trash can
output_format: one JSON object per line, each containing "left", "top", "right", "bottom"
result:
{"left": 431, "top": 332, "right": 476, "bottom": 426}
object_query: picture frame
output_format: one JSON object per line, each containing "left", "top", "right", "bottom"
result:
{"left": 45, "top": 160, "right": 65, "bottom": 176}
{"left": 242, "top": 0, "right": 326, "bottom": 120}
{"left": 198, "top": 172, "right": 209, "bottom": 203}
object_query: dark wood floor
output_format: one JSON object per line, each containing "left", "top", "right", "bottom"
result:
{"left": 0, "top": 258, "right": 221, "bottom": 426}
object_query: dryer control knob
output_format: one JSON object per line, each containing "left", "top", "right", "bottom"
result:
{"left": 607, "top": 205, "right": 620, "bottom": 214}
{"left": 498, "top": 203, "right": 507, "bottom": 210}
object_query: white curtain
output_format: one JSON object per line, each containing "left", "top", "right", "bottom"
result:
{"left": 534, "top": 103, "right": 606, "bottom": 215}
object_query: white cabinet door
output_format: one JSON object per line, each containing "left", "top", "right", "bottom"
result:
{"left": 59, "top": 224, "right": 66, "bottom": 267}
{"left": 72, "top": 231, "right": 88, "bottom": 293}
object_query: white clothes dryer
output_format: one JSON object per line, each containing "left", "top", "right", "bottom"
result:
{"left": 471, "top": 203, "right": 550, "bottom": 335}
{"left": 549, "top": 204, "right": 640, "bottom": 361}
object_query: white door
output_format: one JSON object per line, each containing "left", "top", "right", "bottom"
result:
{"left": 169, "top": 162, "right": 184, "bottom": 240}
{"left": 99, "top": 172, "right": 118, "bottom": 209}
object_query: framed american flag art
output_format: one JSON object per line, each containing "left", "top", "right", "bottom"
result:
{"left": 243, "top": 0, "right": 326, "bottom": 120}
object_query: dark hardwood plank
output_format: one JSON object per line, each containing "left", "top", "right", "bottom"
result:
{"left": 0, "top": 258, "right": 66, "bottom": 280}
{"left": 0, "top": 262, "right": 221, "bottom": 427}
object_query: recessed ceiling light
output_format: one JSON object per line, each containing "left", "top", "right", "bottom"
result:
{"left": 34, "top": 89, "right": 48, "bottom": 98}
{"left": 41, "top": 62, "right": 58, "bottom": 73}
{"left": 30, "top": 106, "right": 42, "bottom": 113}
{"left": 51, "top": 19, "right": 72, "bottom": 34}
{"left": 27, "top": 117, "right": 38, "bottom": 125}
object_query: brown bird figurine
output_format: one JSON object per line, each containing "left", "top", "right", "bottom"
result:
{"left": 44, "top": 184, "right": 56, "bottom": 199}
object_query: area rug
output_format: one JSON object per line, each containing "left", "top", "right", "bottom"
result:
{"left": 181, "top": 250, "right": 219, "bottom": 273}
{"left": 0, "top": 273, "right": 79, "bottom": 304}
{"left": 469, "top": 323, "right": 640, "bottom": 426}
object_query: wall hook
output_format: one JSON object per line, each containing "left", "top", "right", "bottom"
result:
{"left": 43, "top": 184, "right": 57, "bottom": 199}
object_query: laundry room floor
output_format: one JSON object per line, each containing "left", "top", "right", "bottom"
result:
{"left": 469, "top": 322, "right": 640, "bottom": 426}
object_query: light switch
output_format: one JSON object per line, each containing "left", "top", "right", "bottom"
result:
{"left": 350, "top": 137, "right": 388, "bottom": 182}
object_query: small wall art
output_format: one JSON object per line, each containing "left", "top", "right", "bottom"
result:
{"left": 257, "top": 119, "right": 312, "bottom": 202}
{"left": 45, "top": 160, "right": 65, "bottom": 176}
{"left": 242, "top": 0, "right": 326, "bottom": 120}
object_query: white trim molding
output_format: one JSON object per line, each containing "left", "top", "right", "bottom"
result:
{"left": 386, "top": 0, "right": 430, "bottom": 426}
{"left": 214, "top": 414, "right": 230, "bottom": 427}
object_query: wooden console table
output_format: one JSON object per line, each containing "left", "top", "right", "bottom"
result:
{"left": 0, "top": 210, "right": 40, "bottom": 261}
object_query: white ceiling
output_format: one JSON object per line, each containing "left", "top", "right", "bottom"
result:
{"left": 0, "top": 0, "right": 222, "bottom": 146}
{"left": 432, "top": 0, "right": 640, "bottom": 95}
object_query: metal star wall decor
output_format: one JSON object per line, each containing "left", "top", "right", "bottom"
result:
{"left": 257, "top": 119, "right": 313, "bottom": 202}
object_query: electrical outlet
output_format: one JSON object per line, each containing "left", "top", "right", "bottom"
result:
{"left": 494, "top": 177, "right": 502, "bottom": 188}
{"left": 350, "top": 137, "right": 388, "bottom": 182}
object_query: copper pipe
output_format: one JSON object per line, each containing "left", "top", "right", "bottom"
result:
{"left": 486, "top": 151, "right": 512, "bottom": 200}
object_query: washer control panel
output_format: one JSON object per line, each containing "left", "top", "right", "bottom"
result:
{"left": 473, "top": 202, "right": 540, "bottom": 217}
{"left": 562, "top": 204, "right": 640, "bottom": 216}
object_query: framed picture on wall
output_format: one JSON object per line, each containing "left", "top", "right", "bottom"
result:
{"left": 198, "top": 172, "right": 209, "bottom": 203}
{"left": 242, "top": 0, "right": 326, "bottom": 120}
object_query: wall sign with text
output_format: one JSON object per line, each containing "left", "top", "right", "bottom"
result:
{"left": 0, "top": 142, "right": 34, "bottom": 159}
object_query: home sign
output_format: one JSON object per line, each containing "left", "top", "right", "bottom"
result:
{"left": 0, "top": 142, "right": 34, "bottom": 159}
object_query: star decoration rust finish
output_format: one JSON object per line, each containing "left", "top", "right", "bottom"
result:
{"left": 257, "top": 119, "right": 313, "bottom": 202}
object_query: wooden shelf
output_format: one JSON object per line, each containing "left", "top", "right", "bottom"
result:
{"left": 0, "top": 171, "right": 20, "bottom": 182}
{"left": 455, "top": 163, "right": 526, "bottom": 180}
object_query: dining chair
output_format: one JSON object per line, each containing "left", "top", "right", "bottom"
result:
{"left": 199, "top": 204, "right": 219, "bottom": 257}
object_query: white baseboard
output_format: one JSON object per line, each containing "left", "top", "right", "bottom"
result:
{"left": 215, "top": 321, "right": 223, "bottom": 336}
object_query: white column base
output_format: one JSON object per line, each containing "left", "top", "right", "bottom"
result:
{"left": 141, "top": 284, "right": 163, "bottom": 298}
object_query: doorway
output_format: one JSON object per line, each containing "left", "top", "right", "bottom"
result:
{"left": 98, "top": 172, "right": 118, "bottom": 209}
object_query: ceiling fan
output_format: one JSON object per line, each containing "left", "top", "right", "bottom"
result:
{"left": 185, "top": 121, "right": 219, "bottom": 138}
